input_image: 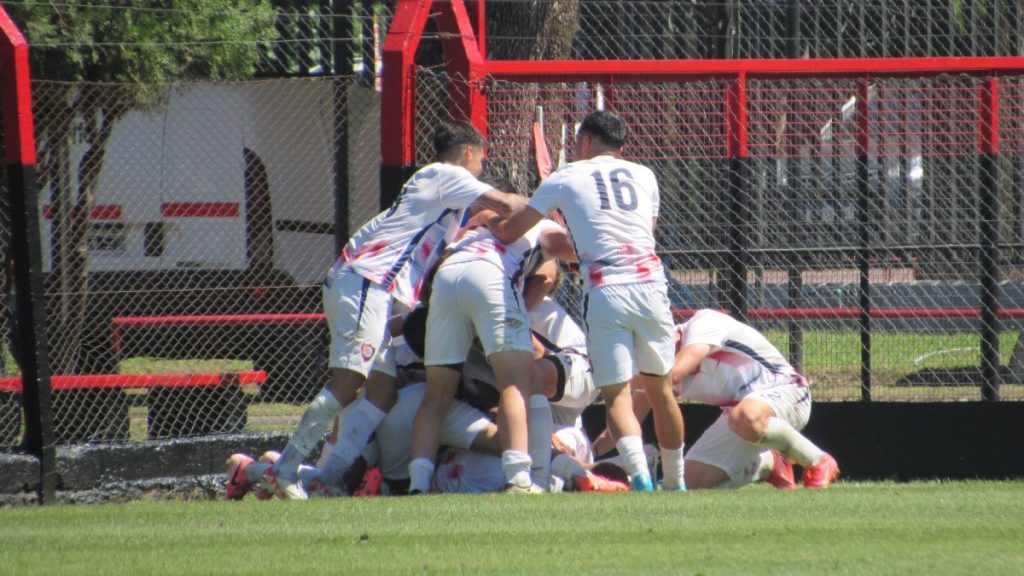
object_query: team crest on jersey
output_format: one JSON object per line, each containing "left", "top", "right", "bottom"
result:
{"left": 360, "top": 342, "right": 377, "bottom": 361}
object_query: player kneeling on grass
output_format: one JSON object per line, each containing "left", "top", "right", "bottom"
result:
{"left": 617, "top": 309, "right": 839, "bottom": 490}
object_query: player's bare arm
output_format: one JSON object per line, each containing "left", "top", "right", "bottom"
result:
{"left": 538, "top": 226, "right": 578, "bottom": 263}
{"left": 470, "top": 189, "right": 527, "bottom": 217}
{"left": 670, "top": 342, "right": 712, "bottom": 387}
{"left": 488, "top": 205, "right": 545, "bottom": 245}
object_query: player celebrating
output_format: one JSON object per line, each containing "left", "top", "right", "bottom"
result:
{"left": 406, "top": 199, "right": 574, "bottom": 494}
{"left": 257, "top": 121, "right": 524, "bottom": 499}
{"left": 665, "top": 309, "right": 839, "bottom": 490}
{"left": 485, "top": 110, "right": 686, "bottom": 491}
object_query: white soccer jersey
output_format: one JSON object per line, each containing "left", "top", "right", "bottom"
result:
{"left": 529, "top": 154, "right": 666, "bottom": 292}
{"left": 339, "top": 163, "right": 491, "bottom": 307}
{"left": 443, "top": 218, "right": 563, "bottom": 291}
{"left": 674, "top": 309, "right": 806, "bottom": 406}
{"left": 528, "top": 296, "right": 587, "bottom": 355}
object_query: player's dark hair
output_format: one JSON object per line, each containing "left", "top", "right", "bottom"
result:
{"left": 578, "top": 110, "right": 628, "bottom": 149}
{"left": 434, "top": 120, "right": 487, "bottom": 161}
{"left": 478, "top": 174, "right": 521, "bottom": 196}
{"left": 401, "top": 306, "right": 429, "bottom": 359}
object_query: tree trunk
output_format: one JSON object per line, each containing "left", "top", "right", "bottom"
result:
{"left": 486, "top": 1, "right": 580, "bottom": 192}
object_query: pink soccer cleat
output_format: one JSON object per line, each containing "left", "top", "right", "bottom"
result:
{"left": 573, "top": 472, "right": 629, "bottom": 493}
{"left": 225, "top": 453, "right": 255, "bottom": 501}
{"left": 353, "top": 468, "right": 383, "bottom": 497}
{"left": 802, "top": 452, "right": 840, "bottom": 489}
{"left": 766, "top": 450, "right": 797, "bottom": 490}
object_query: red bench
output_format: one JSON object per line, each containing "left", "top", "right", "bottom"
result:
{"left": 0, "top": 371, "right": 266, "bottom": 442}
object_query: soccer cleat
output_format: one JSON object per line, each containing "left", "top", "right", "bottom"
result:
{"left": 259, "top": 467, "right": 309, "bottom": 500}
{"left": 573, "top": 472, "right": 628, "bottom": 493}
{"left": 802, "top": 452, "right": 840, "bottom": 489}
{"left": 353, "top": 468, "right": 382, "bottom": 497}
{"left": 305, "top": 476, "right": 340, "bottom": 498}
{"left": 629, "top": 472, "right": 654, "bottom": 492}
{"left": 505, "top": 482, "right": 545, "bottom": 494}
{"left": 658, "top": 480, "right": 687, "bottom": 492}
{"left": 766, "top": 450, "right": 797, "bottom": 490}
{"left": 225, "top": 453, "right": 255, "bottom": 501}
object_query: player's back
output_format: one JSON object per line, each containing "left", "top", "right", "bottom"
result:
{"left": 536, "top": 155, "right": 665, "bottom": 290}
{"left": 344, "top": 162, "right": 488, "bottom": 305}
{"left": 677, "top": 309, "right": 803, "bottom": 404}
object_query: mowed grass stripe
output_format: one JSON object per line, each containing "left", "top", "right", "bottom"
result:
{"left": 2, "top": 481, "right": 1023, "bottom": 575}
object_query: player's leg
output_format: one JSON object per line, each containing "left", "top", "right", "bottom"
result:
{"left": 408, "top": 366, "right": 460, "bottom": 493}
{"left": 734, "top": 387, "right": 838, "bottom": 487}
{"left": 684, "top": 414, "right": 752, "bottom": 489}
{"left": 320, "top": 363, "right": 400, "bottom": 491}
{"left": 268, "top": 272, "right": 389, "bottom": 498}
{"left": 586, "top": 286, "right": 655, "bottom": 491}
{"left": 408, "top": 262, "right": 474, "bottom": 494}
{"left": 631, "top": 282, "right": 686, "bottom": 490}
{"left": 490, "top": 349, "right": 546, "bottom": 491}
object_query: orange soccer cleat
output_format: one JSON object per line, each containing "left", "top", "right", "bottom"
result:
{"left": 802, "top": 453, "right": 840, "bottom": 489}
{"left": 766, "top": 450, "right": 797, "bottom": 490}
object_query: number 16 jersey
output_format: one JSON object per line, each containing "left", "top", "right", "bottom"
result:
{"left": 528, "top": 154, "right": 666, "bottom": 293}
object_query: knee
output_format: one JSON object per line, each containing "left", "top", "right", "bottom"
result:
{"left": 727, "top": 407, "right": 768, "bottom": 443}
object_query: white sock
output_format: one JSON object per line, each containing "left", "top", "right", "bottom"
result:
{"left": 527, "top": 395, "right": 553, "bottom": 490}
{"left": 321, "top": 398, "right": 387, "bottom": 486}
{"left": 753, "top": 450, "right": 775, "bottom": 482}
{"left": 615, "top": 436, "right": 649, "bottom": 480}
{"left": 408, "top": 457, "right": 435, "bottom": 494}
{"left": 756, "top": 417, "right": 825, "bottom": 467}
{"left": 551, "top": 453, "right": 588, "bottom": 483}
{"left": 660, "top": 445, "right": 685, "bottom": 489}
{"left": 316, "top": 400, "right": 357, "bottom": 469}
{"left": 501, "top": 450, "right": 533, "bottom": 488}
{"left": 276, "top": 389, "right": 342, "bottom": 480}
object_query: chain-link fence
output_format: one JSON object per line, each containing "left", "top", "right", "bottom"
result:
{"left": 485, "top": 0, "right": 1024, "bottom": 60}
{"left": 6, "top": 0, "right": 1024, "bottom": 452}
{"left": 412, "top": 68, "right": 1024, "bottom": 404}
{"left": 1, "top": 75, "right": 385, "bottom": 447}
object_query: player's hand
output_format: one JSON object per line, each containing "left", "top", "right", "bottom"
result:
{"left": 551, "top": 432, "right": 577, "bottom": 459}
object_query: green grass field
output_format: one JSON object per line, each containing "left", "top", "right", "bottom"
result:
{"left": 3, "top": 482, "right": 1023, "bottom": 575}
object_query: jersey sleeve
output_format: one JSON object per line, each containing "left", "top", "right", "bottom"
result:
{"left": 528, "top": 177, "right": 561, "bottom": 215}
{"left": 649, "top": 172, "right": 661, "bottom": 219}
{"left": 438, "top": 165, "right": 494, "bottom": 209}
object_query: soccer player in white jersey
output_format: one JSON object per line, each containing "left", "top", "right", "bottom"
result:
{"left": 662, "top": 309, "right": 838, "bottom": 489}
{"left": 485, "top": 111, "right": 686, "bottom": 491}
{"left": 406, "top": 202, "right": 574, "bottom": 494}
{"left": 257, "top": 121, "right": 524, "bottom": 499}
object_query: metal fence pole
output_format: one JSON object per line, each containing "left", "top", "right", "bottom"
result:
{"left": 856, "top": 78, "right": 872, "bottom": 401}
{"left": 0, "top": 8, "right": 57, "bottom": 502}
{"left": 725, "top": 72, "right": 750, "bottom": 323}
{"left": 786, "top": 0, "right": 804, "bottom": 372}
{"left": 978, "top": 77, "right": 1002, "bottom": 401}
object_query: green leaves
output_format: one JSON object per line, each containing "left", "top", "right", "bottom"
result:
{"left": 7, "top": 0, "right": 279, "bottom": 84}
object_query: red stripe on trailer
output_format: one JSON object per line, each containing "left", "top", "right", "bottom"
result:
{"left": 42, "top": 204, "right": 123, "bottom": 220}
{"left": 0, "top": 371, "right": 267, "bottom": 393}
{"left": 161, "top": 202, "right": 239, "bottom": 217}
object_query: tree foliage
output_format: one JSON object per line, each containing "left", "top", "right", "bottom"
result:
{"left": 5, "top": 1, "right": 278, "bottom": 373}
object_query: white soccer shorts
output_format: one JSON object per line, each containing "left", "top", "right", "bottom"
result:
{"left": 425, "top": 259, "right": 533, "bottom": 366}
{"left": 583, "top": 282, "right": 676, "bottom": 387}
{"left": 323, "top": 267, "right": 392, "bottom": 375}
